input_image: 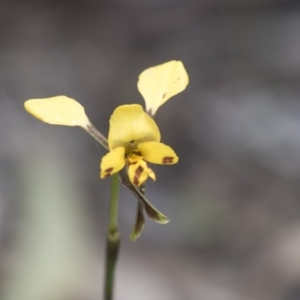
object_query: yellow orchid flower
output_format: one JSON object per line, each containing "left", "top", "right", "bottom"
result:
{"left": 100, "top": 104, "right": 178, "bottom": 186}
{"left": 24, "top": 60, "right": 189, "bottom": 240}
{"left": 138, "top": 60, "right": 189, "bottom": 116}
{"left": 24, "top": 61, "right": 188, "bottom": 187}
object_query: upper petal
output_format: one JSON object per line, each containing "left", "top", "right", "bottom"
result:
{"left": 100, "top": 147, "right": 126, "bottom": 178}
{"left": 137, "top": 61, "right": 189, "bottom": 116}
{"left": 24, "top": 96, "right": 90, "bottom": 127}
{"left": 138, "top": 141, "right": 179, "bottom": 165}
{"left": 108, "top": 104, "right": 161, "bottom": 150}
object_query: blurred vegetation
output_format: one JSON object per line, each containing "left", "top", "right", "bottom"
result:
{"left": 1, "top": 0, "right": 300, "bottom": 299}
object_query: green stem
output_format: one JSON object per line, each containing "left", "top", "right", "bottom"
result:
{"left": 104, "top": 173, "right": 120, "bottom": 300}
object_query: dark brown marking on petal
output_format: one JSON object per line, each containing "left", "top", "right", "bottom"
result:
{"left": 162, "top": 156, "right": 174, "bottom": 164}
{"left": 128, "top": 161, "right": 137, "bottom": 166}
{"left": 133, "top": 166, "right": 144, "bottom": 186}
{"left": 105, "top": 167, "right": 113, "bottom": 173}
{"left": 104, "top": 167, "right": 114, "bottom": 177}
{"left": 162, "top": 93, "right": 166, "bottom": 99}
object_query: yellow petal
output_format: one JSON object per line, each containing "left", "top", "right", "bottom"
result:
{"left": 128, "top": 158, "right": 156, "bottom": 186}
{"left": 108, "top": 104, "right": 161, "bottom": 150}
{"left": 100, "top": 147, "right": 126, "bottom": 178}
{"left": 147, "top": 166, "right": 156, "bottom": 181}
{"left": 138, "top": 142, "right": 179, "bottom": 165}
{"left": 137, "top": 61, "right": 189, "bottom": 116}
{"left": 24, "top": 96, "right": 90, "bottom": 127}
{"left": 127, "top": 153, "right": 156, "bottom": 181}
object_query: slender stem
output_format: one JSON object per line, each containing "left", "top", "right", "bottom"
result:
{"left": 108, "top": 173, "right": 120, "bottom": 232}
{"left": 104, "top": 173, "right": 121, "bottom": 300}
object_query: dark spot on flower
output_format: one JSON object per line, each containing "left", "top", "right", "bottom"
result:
{"left": 134, "top": 166, "right": 144, "bottom": 185}
{"left": 128, "top": 161, "right": 137, "bottom": 165}
{"left": 162, "top": 156, "right": 174, "bottom": 164}
{"left": 162, "top": 93, "right": 166, "bottom": 99}
{"left": 104, "top": 167, "right": 114, "bottom": 176}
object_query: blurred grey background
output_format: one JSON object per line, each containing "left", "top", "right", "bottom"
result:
{"left": 1, "top": 0, "right": 300, "bottom": 299}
